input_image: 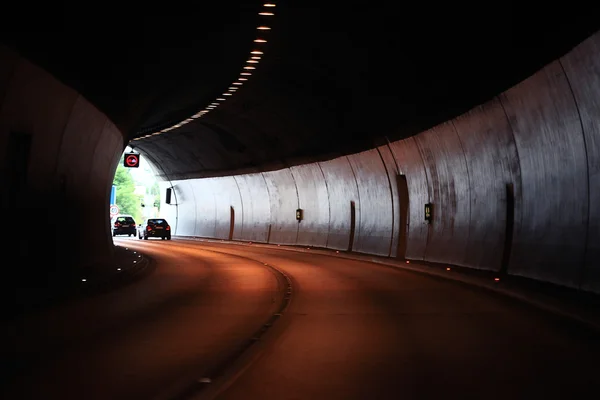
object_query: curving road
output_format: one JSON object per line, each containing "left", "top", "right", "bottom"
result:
{"left": 1, "top": 238, "right": 599, "bottom": 400}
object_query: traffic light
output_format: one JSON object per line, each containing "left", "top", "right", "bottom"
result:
{"left": 124, "top": 152, "right": 140, "bottom": 168}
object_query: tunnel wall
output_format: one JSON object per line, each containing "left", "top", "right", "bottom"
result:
{"left": 0, "top": 44, "right": 124, "bottom": 286}
{"left": 166, "top": 31, "right": 600, "bottom": 294}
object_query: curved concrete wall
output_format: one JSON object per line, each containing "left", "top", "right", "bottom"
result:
{"left": 347, "top": 149, "right": 394, "bottom": 257}
{"left": 415, "top": 122, "right": 471, "bottom": 265}
{"left": 451, "top": 99, "right": 521, "bottom": 271}
{"left": 500, "top": 61, "right": 588, "bottom": 288}
{"left": 290, "top": 163, "right": 330, "bottom": 248}
{"left": 318, "top": 157, "right": 360, "bottom": 251}
{"left": 561, "top": 37, "right": 600, "bottom": 292}
{"left": 0, "top": 45, "right": 124, "bottom": 282}
{"left": 234, "top": 173, "right": 270, "bottom": 242}
{"left": 165, "top": 31, "right": 600, "bottom": 294}
{"left": 387, "top": 137, "right": 430, "bottom": 260}
{"left": 263, "top": 169, "right": 299, "bottom": 244}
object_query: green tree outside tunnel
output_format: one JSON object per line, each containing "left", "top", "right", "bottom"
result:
{"left": 112, "top": 161, "right": 143, "bottom": 222}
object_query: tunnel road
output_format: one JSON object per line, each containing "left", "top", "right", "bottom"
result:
{"left": 1, "top": 237, "right": 599, "bottom": 400}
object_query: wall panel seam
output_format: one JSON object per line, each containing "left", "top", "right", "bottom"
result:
{"left": 288, "top": 167, "right": 301, "bottom": 244}
{"left": 376, "top": 146, "right": 396, "bottom": 257}
{"left": 232, "top": 175, "right": 244, "bottom": 239}
{"left": 497, "top": 94, "right": 524, "bottom": 273}
{"left": 558, "top": 58, "right": 591, "bottom": 290}
{"left": 260, "top": 172, "right": 272, "bottom": 243}
{"left": 346, "top": 155, "right": 362, "bottom": 250}
{"left": 316, "top": 162, "right": 332, "bottom": 249}
{"left": 450, "top": 120, "right": 472, "bottom": 267}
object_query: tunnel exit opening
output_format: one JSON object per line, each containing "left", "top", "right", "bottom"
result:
{"left": 111, "top": 146, "right": 164, "bottom": 230}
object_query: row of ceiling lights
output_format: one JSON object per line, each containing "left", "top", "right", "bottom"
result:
{"left": 133, "top": 3, "right": 276, "bottom": 141}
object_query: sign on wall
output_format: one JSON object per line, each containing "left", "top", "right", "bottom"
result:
{"left": 424, "top": 203, "right": 433, "bottom": 223}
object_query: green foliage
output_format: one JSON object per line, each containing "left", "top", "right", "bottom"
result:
{"left": 149, "top": 182, "right": 160, "bottom": 196}
{"left": 113, "top": 162, "right": 143, "bottom": 222}
{"left": 151, "top": 182, "right": 161, "bottom": 211}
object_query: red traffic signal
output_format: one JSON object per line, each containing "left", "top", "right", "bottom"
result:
{"left": 124, "top": 153, "right": 140, "bottom": 168}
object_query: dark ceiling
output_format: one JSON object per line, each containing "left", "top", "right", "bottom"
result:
{"left": 2, "top": 1, "right": 599, "bottom": 179}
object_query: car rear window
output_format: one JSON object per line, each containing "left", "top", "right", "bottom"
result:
{"left": 117, "top": 217, "right": 135, "bottom": 223}
{"left": 148, "top": 219, "right": 167, "bottom": 226}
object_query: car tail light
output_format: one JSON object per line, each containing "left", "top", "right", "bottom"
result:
{"left": 166, "top": 226, "right": 170, "bottom": 230}
{"left": 147, "top": 226, "right": 152, "bottom": 231}
{"left": 114, "top": 223, "right": 119, "bottom": 227}
{"left": 132, "top": 223, "right": 136, "bottom": 227}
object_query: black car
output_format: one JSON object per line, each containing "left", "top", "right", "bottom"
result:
{"left": 138, "top": 218, "right": 171, "bottom": 240}
{"left": 112, "top": 215, "right": 137, "bottom": 237}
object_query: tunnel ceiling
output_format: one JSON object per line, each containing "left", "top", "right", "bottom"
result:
{"left": 2, "top": 2, "right": 600, "bottom": 179}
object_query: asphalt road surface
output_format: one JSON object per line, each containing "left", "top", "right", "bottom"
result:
{"left": 1, "top": 237, "right": 599, "bottom": 400}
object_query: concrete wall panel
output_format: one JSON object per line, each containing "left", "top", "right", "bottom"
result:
{"left": 0, "top": 50, "right": 121, "bottom": 277}
{"left": 1, "top": 59, "right": 78, "bottom": 193}
{"left": 234, "top": 173, "right": 271, "bottom": 242}
{"left": 347, "top": 149, "right": 394, "bottom": 256}
{"left": 499, "top": 61, "right": 588, "bottom": 288}
{"left": 158, "top": 180, "right": 179, "bottom": 232}
{"left": 263, "top": 169, "right": 299, "bottom": 244}
{"left": 191, "top": 178, "right": 217, "bottom": 238}
{"left": 561, "top": 34, "right": 600, "bottom": 293}
{"left": 452, "top": 99, "right": 522, "bottom": 271}
{"left": 213, "top": 176, "right": 243, "bottom": 240}
{"left": 100, "top": 122, "right": 123, "bottom": 251}
{"left": 57, "top": 97, "right": 108, "bottom": 195}
{"left": 172, "top": 180, "right": 197, "bottom": 236}
{"left": 318, "top": 157, "right": 359, "bottom": 251}
{"left": 290, "top": 163, "right": 330, "bottom": 247}
{"left": 377, "top": 144, "right": 401, "bottom": 258}
{"left": 387, "top": 137, "right": 430, "bottom": 260}
{"left": 59, "top": 98, "right": 114, "bottom": 264}
{"left": 414, "top": 123, "right": 470, "bottom": 265}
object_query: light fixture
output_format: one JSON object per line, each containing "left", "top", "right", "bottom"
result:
{"left": 139, "top": 1, "right": 277, "bottom": 139}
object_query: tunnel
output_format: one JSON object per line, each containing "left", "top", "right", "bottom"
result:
{"left": 2, "top": 2, "right": 600, "bottom": 399}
